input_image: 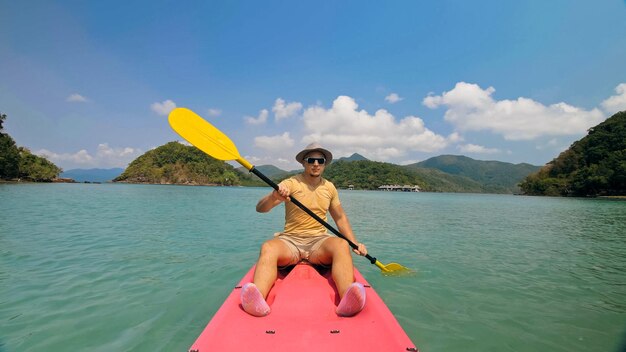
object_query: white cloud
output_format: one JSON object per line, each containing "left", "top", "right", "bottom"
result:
{"left": 423, "top": 82, "right": 605, "bottom": 140}
{"left": 601, "top": 83, "right": 626, "bottom": 115}
{"left": 96, "top": 143, "right": 139, "bottom": 159}
{"left": 458, "top": 143, "right": 500, "bottom": 154}
{"left": 300, "top": 95, "right": 452, "bottom": 161}
{"left": 273, "top": 98, "right": 303, "bottom": 120}
{"left": 36, "top": 148, "right": 94, "bottom": 165}
{"left": 207, "top": 108, "right": 222, "bottom": 117}
{"left": 35, "top": 143, "right": 143, "bottom": 169}
{"left": 385, "top": 93, "right": 403, "bottom": 104}
{"left": 66, "top": 93, "right": 88, "bottom": 103}
{"left": 447, "top": 132, "right": 464, "bottom": 143}
{"left": 151, "top": 99, "right": 176, "bottom": 116}
{"left": 254, "top": 132, "right": 295, "bottom": 151}
{"left": 245, "top": 109, "right": 269, "bottom": 125}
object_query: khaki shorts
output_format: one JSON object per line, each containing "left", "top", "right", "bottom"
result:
{"left": 274, "top": 232, "right": 333, "bottom": 265}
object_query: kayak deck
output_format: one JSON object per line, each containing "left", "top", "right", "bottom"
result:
{"left": 189, "top": 263, "right": 417, "bottom": 352}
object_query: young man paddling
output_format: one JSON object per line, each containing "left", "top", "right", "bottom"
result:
{"left": 240, "top": 142, "right": 368, "bottom": 317}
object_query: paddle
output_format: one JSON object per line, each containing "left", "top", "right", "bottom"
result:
{"left": 168, "top": 107, "right": 413, "bottom": 275}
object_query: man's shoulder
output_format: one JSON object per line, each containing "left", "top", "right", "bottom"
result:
{"left": 321, "top": 177, "right": 337, "bottom": 190}
{"left": 281, "top": 174, "right": 303, "bottom": 189}
{"left": 285, "top": 174, "right": 336, "bottom": 190}
{"left": 286, "top": 174, "right": 303, "bottom": 183}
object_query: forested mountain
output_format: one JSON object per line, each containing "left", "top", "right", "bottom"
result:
{"left": 335, "top": 153, "right": 369, "bottom": 162}
{"left": 398, "top": 166, "right": 485, "bottom": 193}
{"left": 114, "top": 142, "right": 263, "bottom": 186}
{"left": 236, "top": 164, "right": 290, "bottom": 178}
{"left": 113, "top": 141, "right": 540, "bottom": 193}
{"left": 237, "top": 154, "right": 536, "bottom": 193}
{"left": 323, "top": 160, "right": 426, "bottom": 190}
{"left": 320, "top": 160, "right": 486, "bottom": 192}
{"left": 408, "top": 155, "right": 540, "bottom": 193}
{"left": 0, "top": 113, "right": 62, "bottom": 182}
{"left": 237, "top": 153, "right": 369, "bottom": 179}
{"left": 520, "top": 111, "right": 626, "bottom": 196}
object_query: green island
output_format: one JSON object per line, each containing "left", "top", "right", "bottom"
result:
{"left": 0, "top": 113, "right": 61, "bottom": 182}
{"left": 2, "top": 110, "right": 624, "bottom": 197}
{"left": 520, "top": 111, "right": 626, "bottom": 197}
{"left": 114, "top": 141, "right": 264, "bottom": 186}
{"left": 97, "top": 146, "right": 546, "bottom": 194}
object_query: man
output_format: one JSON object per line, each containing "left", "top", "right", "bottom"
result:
{"left": 240, "top": 142, "right": 368, "bottom": 317}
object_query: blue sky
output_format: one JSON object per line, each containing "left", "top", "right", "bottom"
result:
{"left": 1, "top": 1, "right": 626, "bottom": 171}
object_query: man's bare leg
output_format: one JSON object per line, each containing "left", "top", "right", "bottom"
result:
{"left": 310, "top": 237, "right": 355, "bottom": 297}
{"left": 252, "top": 238, "right": 294, "bottom": 298}
{"left": 310, "top": 237, "right": 365, "bottom": 316}
{"left": 242, "top": 239, "right": 294, "bottom": 317}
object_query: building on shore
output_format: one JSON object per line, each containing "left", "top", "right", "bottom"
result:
{"left": 378, "top": 184, "right": 420, "bottom": 192}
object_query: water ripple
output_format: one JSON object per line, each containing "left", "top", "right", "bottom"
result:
{"left": 1, "top": 185, "right": 625, "bottom": 351}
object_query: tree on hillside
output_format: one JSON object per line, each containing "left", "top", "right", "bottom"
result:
{"left": 323, "top": 160, "right": 426, "bottom": 190}
{"left": 114, "top": 141, "right": 262, "bottom": 185}
{"left": 0, "top": 113, "right": 21, "bottom": 179}
{"left": 520, "top": 110, "right": 626, "bottom": 196}
{"left": 18, "top": 147, "right": 62, "bottom": 181}
{"left": 1, "top": 113, "right": 62, "bottom": 181}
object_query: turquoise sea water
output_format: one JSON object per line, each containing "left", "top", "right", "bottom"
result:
{"left": 1, "top": 183, "right": 625, "bottom": 352}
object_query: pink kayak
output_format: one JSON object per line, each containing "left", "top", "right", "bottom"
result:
{"left": 188, "top": 263, "right": 418, "bottom": 352}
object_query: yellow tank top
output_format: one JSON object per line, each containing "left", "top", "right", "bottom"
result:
{"left": 280, "top": 174, "right": 340, "bottom": 236}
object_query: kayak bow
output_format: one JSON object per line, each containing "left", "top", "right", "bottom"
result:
{"left": 188, "top": 263, "right": 417, "bottom": 352}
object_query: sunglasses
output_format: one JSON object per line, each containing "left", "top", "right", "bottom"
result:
{"left": 305, "top": 157, "right": 326, "bottom": 165}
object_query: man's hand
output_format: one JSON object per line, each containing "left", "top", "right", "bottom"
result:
{"left": 353, "top": 242, "right": 367, "bottom": 256}
{"left": 272, "top": 184, "right": 291, "bottom": 202}
{"left": 257, "top": 184, "right": 290, "bottom": 213}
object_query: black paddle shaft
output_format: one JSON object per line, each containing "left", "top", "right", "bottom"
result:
{"left": 250, "top": 167, "right": 377, "bottom": 265}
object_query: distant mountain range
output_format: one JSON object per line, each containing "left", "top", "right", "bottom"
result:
{"left": 61, "top": 168, "right": 124, "bottom": 182}
{"left": 66, "top": 152, "right": 540, "bottom": 193}
{"left": 407, "top": 155, "right": 541, "bottom": 193}
{"left": 236, "top": 153, "right": 540, "bottom": 194}
{"left": 336, "top": 153, "right": 369, "bottom": 162}
{"left": 236, "top": 153, "right": 370, "bottom": 178}
{"left": 242, "top": 164, "right": 291, "bottom": 178}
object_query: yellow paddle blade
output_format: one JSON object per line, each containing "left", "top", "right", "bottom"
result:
{"left": 168, "top": 108, "right": 253, "bottom": 169}
{"left": 375, "top": 260, "right": 415, "bottom": 276}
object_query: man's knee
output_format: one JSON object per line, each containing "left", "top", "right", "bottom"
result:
{"left": 259, "top": 240, "right": 279, "bottom": 258}
{"left": 326, "top": 237, "right": 350, "bottom": 253}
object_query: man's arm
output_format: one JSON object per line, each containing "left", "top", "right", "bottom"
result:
{"left": 329, "top": 203, "right": 367, "bottom": 256}
{"left": 256, "top": 183, "right": 290, "bottom": 213}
